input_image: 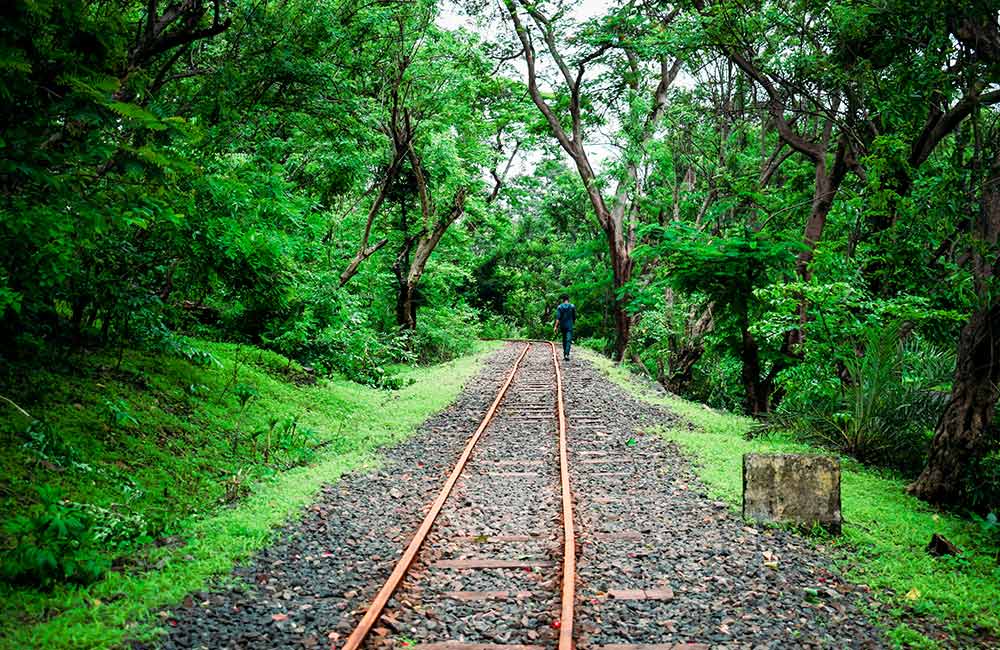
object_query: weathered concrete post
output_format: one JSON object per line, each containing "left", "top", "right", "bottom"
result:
{"left": 742, "top": 453, "right": 842, "bottom": 534}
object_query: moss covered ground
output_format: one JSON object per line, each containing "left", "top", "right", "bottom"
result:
{"left": 0, "top": 340, "right": 500, "bottom": 649}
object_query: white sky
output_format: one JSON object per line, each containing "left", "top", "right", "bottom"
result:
{"left": 437, "top": 1, "right": 620, "bottom": 174}
{"left": 438, "top": 0, "right": 613, "bottom": 31}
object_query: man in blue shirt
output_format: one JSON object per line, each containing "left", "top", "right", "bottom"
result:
{"left": 553, "top": 294, "right": 576, "bottom": 361}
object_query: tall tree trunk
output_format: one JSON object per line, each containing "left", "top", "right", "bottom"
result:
{"left": 396, "top": 281, "right": 417, "bottom": 330}
{"left": 392, "top": 174, "right": 467, "bottom": 330}
{"left": 502, "top": 1, "right": 678, "bottom": 362}
{"left": 741, "top": 329, "right": 769, "bottom": 415}
{"left": 393, "top": 197, "right": 416, "bottom": 330}
{"left": 736, "top": 295, "right": 773, "bottom": 415}
{"left": 909, "top": 303, "right": 1000, "bottom": 504}
{"left": 338, "top": 151, "right": 406, "bottom": 288}
{"left": 910, "top": 149, "right": 1000, "bottom": 505}
{"left": 788, "top": 141, "right": 849, "bottom": 344}
{"left": 607, "top": 219, "right": 634, "bottom": 361}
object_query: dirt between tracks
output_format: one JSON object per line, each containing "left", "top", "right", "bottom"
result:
{"left": 146, "top": 343, "right": 895, "bottom": 650}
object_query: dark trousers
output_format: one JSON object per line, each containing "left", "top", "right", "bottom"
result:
{"left": 560, "top": 328, "right": 572, "bottom": 358}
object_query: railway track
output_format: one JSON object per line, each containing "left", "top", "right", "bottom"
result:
{"left": 343, "top": 342, "right": 576, "bottom": 650}
{"left": 156, "top": 341, "right": 888, "bottom": 649}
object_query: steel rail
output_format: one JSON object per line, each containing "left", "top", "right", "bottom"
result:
{"left": 342, "top": 343, "right": 531, "bottom": 650}
{"left": 549, "top": 342, "right": 576, "bottom": 650}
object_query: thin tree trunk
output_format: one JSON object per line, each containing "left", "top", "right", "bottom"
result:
{"left": 740, "top": 327, "right": 768, "bottom": 415}
{"left": 392, "top": 143, "right": 468, "bottom": 330}
{"left": 338, "top": 152, "right": 405, "bottom": 288}
{"left": 607, "top": 219, "right": 633, "bottom": 361}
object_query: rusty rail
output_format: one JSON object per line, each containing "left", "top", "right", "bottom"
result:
{"left": 549, "top": 341, "right": 576, "bottom": 650}
{"left": 342, "top": 343, "right": 531, "bottom": 650}
{"left": 342, "top": 341, "right": 576, "bottom": 650}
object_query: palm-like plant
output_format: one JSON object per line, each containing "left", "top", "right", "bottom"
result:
{"left": 771, "top": 325, "right": 952, "bottom": 472}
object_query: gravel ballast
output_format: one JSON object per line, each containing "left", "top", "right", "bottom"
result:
{"left": 148, "top": 343, "right": 889, "bottom": 650}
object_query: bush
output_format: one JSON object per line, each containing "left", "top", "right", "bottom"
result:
{"left": 1, "top": 488, "right": 110, "bottom": 588}
{"left": 479, "top": 314, "right": 520, "bottom": 340}
{"left": 20, "top": 420, "right": 80, "bottom": 469}
{"left": 577, "top": 336, "right": 611, "bottom": 355}
{"left": 688, "top": 350, "right": 745, "bottom": 412}
{"left": 769, "top": 326, "right": 951, "bottom": 473}
{"left": 966, "top": 446, "right": 1000, "bottom": 515}
{"left": 408, "top": 305, "right": 479, "bottom": 364}
{"left": 262, "top": 297, "right": 411, "bottom": 388}
{"left": 314, "top": 322, "right": 410, "bottom": 388}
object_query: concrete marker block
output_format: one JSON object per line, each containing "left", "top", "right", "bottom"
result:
{"left": 742, "top": 453, "right": 842, "bottom": 534}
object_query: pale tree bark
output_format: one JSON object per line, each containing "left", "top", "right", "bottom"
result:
{"left": 502, "top": 0, "right": 681, "bottom": 361}
{"left": 393, "top": 139, "right": 469, "bottom": 330}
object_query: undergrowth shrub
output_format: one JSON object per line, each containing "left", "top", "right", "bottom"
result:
{"left": 261, "top": 416, "right": 317, "bottom": 469}
{"left": 77, "top": 503, "right": 151, "bottom": 552}
{"left": 315, "top": 322, "right": 410, "bottom": 388}
{"left": 222, "top": 467, "right": 254, "bottom": 504}
{"left": 577, "top": 336, "right": 610, "bottom": 355}
{"left": 1, "top": 487, "right": 110, "bottom": 588}
{"left": 479, "top": 315, "right": 520, "bottom": 340}
{"left": 688, "top": 350, "right": 744, "bottom": 412}
{"left": 20, "top": 420, "right": 80, "bottom": 469}
{"left": 408, "top": 305, "right": 479, "bottom": 363}
{"left": 769, "top": 326, "right": 951, "bottom": 473}
{"left": 263, "top": 298, "right": 411, "bottom": 388}
{"left": 966, "top": 442, "right": 1000, "bottom": 516}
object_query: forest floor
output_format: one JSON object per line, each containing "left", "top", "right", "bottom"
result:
{"left": 0, "top": 339, "right": 501, "bottom": 649}
{"left": 2, "top": 343, "right": 997, "bottom": 649}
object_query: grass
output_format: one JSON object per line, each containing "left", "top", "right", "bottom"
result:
{"left": 0, "top": 338, "right": 501, "bottom": 649}
{"left": 580, "top": 348, "right": 1000, "bottom": 648}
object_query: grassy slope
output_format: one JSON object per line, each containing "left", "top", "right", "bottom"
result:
{"left": 0, "top": 339, "right": 501, "bottom": 649}
{"left": 580, "top": 349, "right": 1000, "bottom": 648}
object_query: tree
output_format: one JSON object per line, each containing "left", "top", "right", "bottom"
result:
{"left": 0, "top": 1, "right": 232, "bottom": 345}
{"left": 910, "top": 130, "right": 1000, "bottom": 505}
{"left": 500, "top": 0, "right": 683, "bottom": 360}
{"left": 701, "top": 0, "right": 861, "bottom": 349}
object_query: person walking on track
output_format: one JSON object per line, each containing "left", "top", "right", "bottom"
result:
{"left": 553, "top": 294, "right": 576, "bottom": 361}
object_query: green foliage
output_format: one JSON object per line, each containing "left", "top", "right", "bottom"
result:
{"left": 966, "top": 446, "right": 1000, "bottom": 516}
{"left": 687, "top": 349, "right": 746, "bottom": 413}
{"left": 313, "top": 319, "right": 411, "bottom": 389}
{"left": 769, "top": 326, "right": 952, "bottom": 472}
{"left": 1, "top": 488, "right": 110, "bottom": 588}
{"left": 20, "top": 420, "right": 81, "bottom": 469}
{"left": 577, "top": 336, "right": 612, "bottom": 355}
{"left": 0, "top": 338, "right": 499, "bottom": 648}
{"left": 1, "top": 0, "right": 999, "bottom": 638}
{"left": 103, "top": 398, "right": 138, "bottom": 429}
{"left": 478, "top": 315, "right": 521, "bottom": 340}
{"left": 407, "top": 305, "right": 480, "bottom": 364}
{"left": 634, "top": 223, "right": 803, "bottom": 305}
{"left": 1, "top": 0, "right": 503, "bottom": 383}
